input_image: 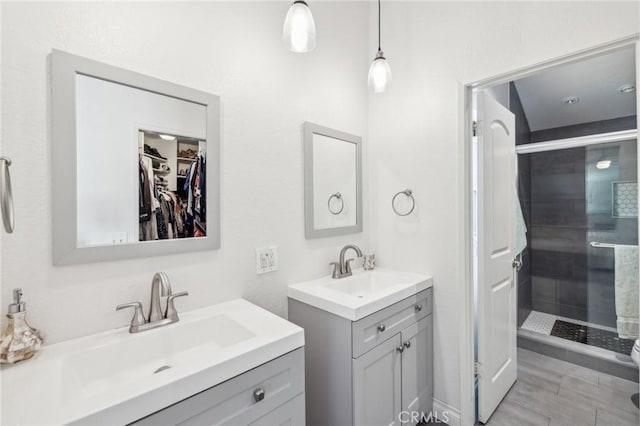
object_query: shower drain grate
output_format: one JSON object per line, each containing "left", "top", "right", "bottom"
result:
{"left": 550, "top": 320, "right": 635, "bottom": 355}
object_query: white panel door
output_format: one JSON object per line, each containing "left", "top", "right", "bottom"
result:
{"left": 476, "top": 91, "right": 517, "bottom": 423}
{"left": 401, "top": 316, "right": 433, "bottom": 425}
{"left": 353, "top": 334, "right": 402, "bottom": 426}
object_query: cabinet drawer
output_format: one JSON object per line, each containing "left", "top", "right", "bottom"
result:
{"left": 248, "top": 393, "right": 305, "bottom": 426}
{"left": 352, "top": 288, "right": 432, "bottom": 358}
{"left": 132, "top": 348, "right": 304, "bottom": 426}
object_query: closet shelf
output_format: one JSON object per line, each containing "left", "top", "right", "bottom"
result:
{"left": 144, "top": 153, "right": 168, "bottom": 163}
{"left": 177, "top": 157, "right": 197, "bottom": 162}
{"left": 153, "top": 168, "right": 171, "bottom": 174}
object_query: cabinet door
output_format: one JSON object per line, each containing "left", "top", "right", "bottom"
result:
{"left": 353, "top": 334, "right": 402, "bottom": 426}
{"left": 400, "top": 316, "right": 433, "bottom": 422}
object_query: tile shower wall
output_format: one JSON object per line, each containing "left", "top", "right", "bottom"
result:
{"left": 528, "top": 120, "right": 638, "bottom": 328}
{"left": 530, "top": 147, "right": 589, "bottom": 321}
{"left": 530, "top": 116, "right": 636, "bottom": 143}
{"left": 510, "top": 82, "right": 533, "bottom": 327}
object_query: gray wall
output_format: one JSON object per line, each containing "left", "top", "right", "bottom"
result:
{"left": 530, "top": 116, "right": 636, "bottom": 143}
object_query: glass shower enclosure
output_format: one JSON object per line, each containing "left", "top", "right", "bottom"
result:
{"left": 517, "top": 138, "right": 638, "bottom": 358}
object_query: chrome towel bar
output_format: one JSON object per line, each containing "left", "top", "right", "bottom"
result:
{"left": 590, "top": 242, "right": 636, "bottom": 249}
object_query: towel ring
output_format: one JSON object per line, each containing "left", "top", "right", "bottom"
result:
{"left": 392, "top": 189, "right": 415, "bottom": 216}
{"left": 328, "top": 192, "right": 344, "bottom": 215}
{"left": 0, "top": 157, "right": 14, "bottom": 233}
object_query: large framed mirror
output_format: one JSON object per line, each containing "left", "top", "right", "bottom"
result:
{"left": 304, "top": 122, "right": 362, "bottom": 238}
{"left": 52, "top": 50, "right": 220, "bottom": 264}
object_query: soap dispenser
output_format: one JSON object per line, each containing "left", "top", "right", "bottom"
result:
{"left": 0, "top": 289, "right": 43, "bottom": 364}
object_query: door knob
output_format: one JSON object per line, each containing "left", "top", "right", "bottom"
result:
{"left": 415, "top": 304, "right": 423, "bottom": 312}
{"left": 512, "top": 257, "right": 523, "bottom": 271}
{"left": 378, "top": 324, "right": 386, "bottom": 332}
{"left": 396, "top": 345, "right": 404, "bottom": 353}
{"left": 404, "top": 341, "right": 411, "bottom": 349}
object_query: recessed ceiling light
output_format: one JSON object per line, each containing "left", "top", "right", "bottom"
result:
{"left": 561, "top": 96, "right": 580, "bottom": 105}
{"left": 596, "top": 160, "right": 611, "bottom": 170}
{"left": 617, "top": 84, "right": 636, "bottom": 94}
{"left": 159, "top": 134, "right": 176, "bottom": 141}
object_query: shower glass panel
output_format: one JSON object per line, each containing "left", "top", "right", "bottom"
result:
{"left": 518, "top": 139, "right": 638, "bottom": 357}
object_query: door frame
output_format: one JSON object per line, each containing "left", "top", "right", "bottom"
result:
{"left": 459, "top": 34, "right": 640, "bottom": 426}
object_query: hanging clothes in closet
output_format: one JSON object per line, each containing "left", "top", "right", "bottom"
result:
{"left": 138, "top": 152, "right": 191, "bottom": 241}
{"left": 183, "top": 152, "right": 206, "bottom": 238}
{"left": 139, "top": 155, "right": 159, "bottom": 241}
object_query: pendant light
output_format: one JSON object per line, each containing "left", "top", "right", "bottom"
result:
{"left": 368, "top": 0, "right": 392, "bottom": 93}
{"left": 283, "top": 1, "right": 316, "bottom": 53}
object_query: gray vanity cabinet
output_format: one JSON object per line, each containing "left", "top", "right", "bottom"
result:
{"left": 131, "top": 348, "right": 305, "bottom": 425}
{"left": 288, "top": 288, "right": 433, "bottom": 426}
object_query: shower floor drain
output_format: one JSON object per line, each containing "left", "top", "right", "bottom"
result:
{"left": 550, "top": 320, "right": 635, "bottom": 355}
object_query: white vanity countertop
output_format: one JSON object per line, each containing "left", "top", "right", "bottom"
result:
{"left": 0, "top": 299, "right": 304, "bottom": 425}
{"left": 288, "top": 268, "right": 433, "bottom": 321}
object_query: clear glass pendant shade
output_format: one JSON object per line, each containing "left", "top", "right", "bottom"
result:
{"left": 282, "top": 1, "right": 316, "bottom": 53}
{"left": 368, "top": 52, "right": 392, "bottom": 93}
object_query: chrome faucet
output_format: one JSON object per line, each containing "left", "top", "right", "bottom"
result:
{"left": 116, "top": 272, "right": 189, "bottom": 333}
{"left": 149, "top": 272, "right": 171, "bottom": 322}
{"left": 331, "top": 244, "right": 364, "bottom": 279}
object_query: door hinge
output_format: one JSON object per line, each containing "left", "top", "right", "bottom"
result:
{"left": 472, "top": 121, "right": 478, "bottom": 137}
{"left": 474, "top": 361, "right": 482, "bottom": 376}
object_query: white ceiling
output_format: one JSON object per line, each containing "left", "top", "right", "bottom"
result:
{"left": 514, "top": 46, "right": 636, "bottom": 132}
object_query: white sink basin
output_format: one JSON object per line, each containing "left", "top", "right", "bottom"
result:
{"left": 288, "top": 268, "right": 432, "bottom": 320}
{"left": 1, "top": 299, "right": 304, "bottom": 425}
{"left": 60, "top": 314, "right": 255, "bottom": 403}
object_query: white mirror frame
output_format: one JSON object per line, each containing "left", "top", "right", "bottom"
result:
{"left": 51, "top": 50, "right": 221, "bottom": 265}
{"left": 303, "top": 122, "right": 363, "bottom": 239}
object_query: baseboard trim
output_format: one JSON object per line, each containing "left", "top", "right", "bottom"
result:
{"left": 433, "top": 398, "right": 461, "bottom": 426}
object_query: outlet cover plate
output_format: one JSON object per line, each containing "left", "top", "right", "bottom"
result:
{"left": 256, "top": 246, "right": 278, "bottom": 274}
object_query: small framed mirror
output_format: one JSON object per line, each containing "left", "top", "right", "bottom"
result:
{"left": 52, "top": 50, "right": 220, "bottom": 264}
{"left": 304, "top": 122, "right": 362, "bottom": 238}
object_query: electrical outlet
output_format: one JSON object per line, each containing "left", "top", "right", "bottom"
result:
{"left": 110, "top": 232, "right": 128, "bottom": 244}
{"left": 256, "top": 246, "right": 278, "bottom": 274}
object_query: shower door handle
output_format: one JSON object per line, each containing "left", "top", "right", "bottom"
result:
{"left": 0, "top": 157, "right": 14, "bottom": 233}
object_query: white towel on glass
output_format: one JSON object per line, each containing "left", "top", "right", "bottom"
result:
{"left": 614, "top": 244, "right": 639, "bottom": 339}
{"left": 514, "top": 191, "right": 527, "bottom": 255}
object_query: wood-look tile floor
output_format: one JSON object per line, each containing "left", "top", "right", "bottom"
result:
{"left": 485, "top": 348, "right": 639, "bottom": 426}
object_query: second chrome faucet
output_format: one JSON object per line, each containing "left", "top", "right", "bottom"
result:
{"left": 116, "top": 272, "right": 189, "bottom": 333}
{"left": 331, "top": 244, "right": 364, "bottom": 279}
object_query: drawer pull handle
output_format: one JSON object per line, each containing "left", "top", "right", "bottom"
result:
{"left": 404, "top": 341, "right": 411, "bottom": 349}
{"left": 396, "top": 345, "right": 404, "bottom": 353}
{"left": 377, "top": 324, "right": 386, "bottom": 332}
{"left": 253, "top": 388, "right": 265, "bottom": 403}
{"left": 415, "top": 304, "right": 423, "bottom": 312}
